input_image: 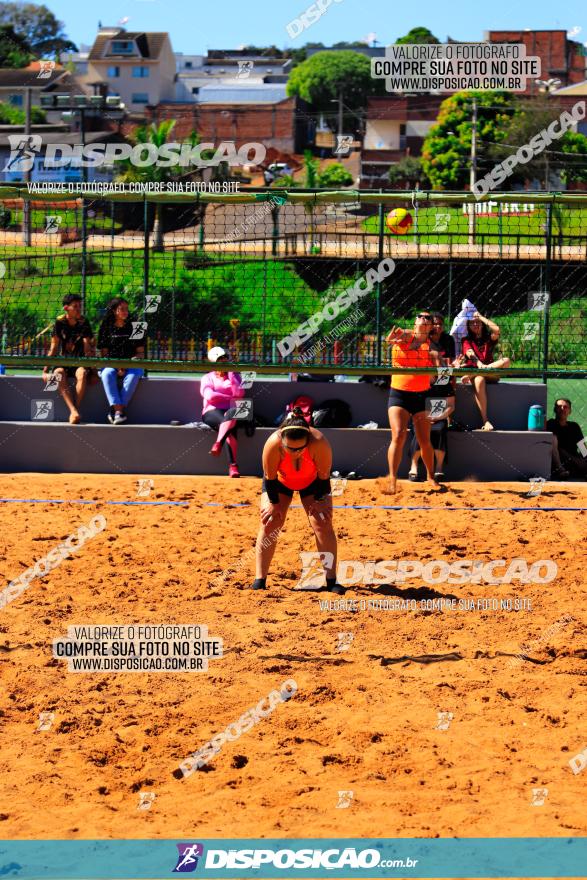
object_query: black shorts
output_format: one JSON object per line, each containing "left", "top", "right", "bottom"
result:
{"left": 388, "top": 388, "right": 428, "bottom": 416}
{"left": 46, "top": 366, "right": 95, "bottom": 379}
{"left": 261, "top": 477, "right": 322, "bottom": 498}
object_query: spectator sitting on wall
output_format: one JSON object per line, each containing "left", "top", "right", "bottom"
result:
{"left": 547, "top": 398, "right": 587, "bottom": 480}
{"left": 98, "top": 297, "right": 145, "bottom": 425}
{"left": 430, "top": 312, "right": 456, "bottom": 362}
{"left": 455, "top": 312, "right": 511, "bottom": 431}
{"left": 42, "top": 293, "right": 98, "bottom": 424}
{"left": 200, "top": 346, "right": 245, "bottom": 478}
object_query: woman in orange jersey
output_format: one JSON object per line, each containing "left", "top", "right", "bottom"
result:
{"left": 251, "top": 407, "right": 343, "bottom": 593}
{"left": 386, "top": 311, "right": 443, "bottom": 493}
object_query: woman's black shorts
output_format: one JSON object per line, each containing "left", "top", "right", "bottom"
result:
{"left": 388, "top": 388, "right": 428, "bottom": 415}
{"left": 261, "top": 477, "right": 322, "bottom": 498}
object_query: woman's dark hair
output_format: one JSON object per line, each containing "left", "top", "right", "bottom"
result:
{"left": 102, "top": 297, "right": 130, "bottom": 327}
{"left": 279, "top": 407, "right": 310, "bottom": 438}
{"left": 466, "top": 318, "right": 490, "bottom": 341}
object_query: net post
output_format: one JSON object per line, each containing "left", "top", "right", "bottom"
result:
{"left": 542, "top": 199, "right": 553, "bottom": 385}
{"left": 376, "top": 196, "right": 384, "bottom": 367}
{"left": 143, "top": 195, "right": 150, "bottom": 324}
{"left": 81, "top": 197, "right": 87, "bottom": 312}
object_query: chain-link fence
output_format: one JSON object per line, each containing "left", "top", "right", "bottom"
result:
{"left": 0, "top": 188, "right": 585, "bottom": 381}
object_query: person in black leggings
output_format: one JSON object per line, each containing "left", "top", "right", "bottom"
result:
{"left": 200, "top": 346, "right": 245, "bottom": 478}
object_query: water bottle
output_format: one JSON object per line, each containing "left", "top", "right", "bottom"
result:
{"left": 528, "top": 404, "right": 544, "bottom": 431}
{"left": 0, "top": 364, "right": 5, "bottom": 375}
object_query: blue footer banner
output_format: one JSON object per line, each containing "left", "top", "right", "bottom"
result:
{"left": 0, "top": 838, "right": 585, "bottom": 878}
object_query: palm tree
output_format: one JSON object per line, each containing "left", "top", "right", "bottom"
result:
{"left": 114, "top": 120, "right": 178, "bottom": 250}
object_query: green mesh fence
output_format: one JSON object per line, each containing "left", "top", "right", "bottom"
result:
{"left": 0, "top": 187, "right": 585, "bottom": 383}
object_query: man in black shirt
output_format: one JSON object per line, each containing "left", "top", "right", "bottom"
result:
{"left": 43, "top": 294, "right": 97, "bottom": 424}
{"left": 547, "top": 398, "right": 587, "bottom": 479}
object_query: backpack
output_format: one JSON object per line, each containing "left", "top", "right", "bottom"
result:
{"left": 275, "top": 395, "right": 314, "bottom": 427}
{"left": 312, "top": 398, "right": 352, "bottom": 428}
{"left": 287, "top": 395, "right": 314, "bottom": 426}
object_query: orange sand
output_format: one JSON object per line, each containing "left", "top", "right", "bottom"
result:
{"left": 0, "top": 474, "right": 585, "bottom": 842}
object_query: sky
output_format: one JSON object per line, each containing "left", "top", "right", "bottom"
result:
{"left": 48, "top": 0, "right": 587, "bottom": 56}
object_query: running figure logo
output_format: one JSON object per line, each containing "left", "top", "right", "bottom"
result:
{"left": 173, "top": 843, "right": 204, "bottom": 873}
{"left": 297, "top": 551, "right": 334, "bottom": 589}
{"left": 136, "top": 479, "right": 154, "bottom": 498}
{"left": 336, "top": 632, "right": 354, "bottom": 652}
{"left": 529, "top": 292, "right": 550, "bottom": 312}
{"left": 526, "top": 476, "right": 546, "bottom": 498}
{"left": 234, "top": 399, "right": 253, "bottom": 420}
{"left": 44, "top": 372, "right": 60, "bottom": 392}
{"left": 334, "top": 135, "right": 353, "bottom": 156}
{"left": 37, "top": 60, "right": 55, "bottom": 79}
{"left": 45, "top": 215, "right": 62, "bottom": 234}
{"left": 433, "top": 213, "right": 451, "bottom": 232}
{"left": 240, "top": 371, "right": 256, "bottom": 389}
{"left": 3, "top": 134, "right": 42, "bottom": 173}
{"left": 435, "top": 711, "right": 453, "bottom": 730}
{"left": 31, "top": 400, "right": 54, "bottom": 421}
{"left": 331, "top": 477, "right": 347, "bottom": 497}
{"left": 336, "top": 790, "right": 354, "bottom": 809}
{"left": 427, "top": 398, "right": 448, "bottom": 419}
{"left": 137, "top": 792, "right": 156, "bottom": 811}
{"left": 145, "top": 295, "right": 162, "bottom": 313}
{"left": 522, "top": 322, "right": 539, "bottom": 341}
{"left": 130, "top": 322, "right": 148, "bottom": 340}
{"left": 237, "top": 60, "right": 254, "bottom": 78}
{"left": 531, "top": 788, "right": 548, "bottom": 806}
{"left": 37, "top": 712, "right": 55, "bottom": 731}
{"left": 432, "top": 366, "right": 453, "bottom": 386}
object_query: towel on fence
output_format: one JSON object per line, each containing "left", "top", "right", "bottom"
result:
{"left": 449, "top": 299, "right": 478, "bottom": 350}
{"left": 181, "top": 421, "right": 214, "bottom": 430}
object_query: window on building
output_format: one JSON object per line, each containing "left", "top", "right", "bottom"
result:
{"left": 111, "top": 40, "right": 135, "bottom": 54}
{"left": 185, "top": 61, "right": 192, "bottom": 68}
{"left": 9, "top": 94, "right": 23, "bottom": 106}
{"left": 191, "top": 87, "right": 200, "bottom": 94}
{"left": 399, "top": 123, "right": 407, "bottom": 150}
{"left": 131, "top": 92, "right": 149, "bottom": 104}
{"left": 132, "top": 66, "right": 149, "bottom": 78}
{"left": 107, "top": 66, "right": 120, "bottom": 77}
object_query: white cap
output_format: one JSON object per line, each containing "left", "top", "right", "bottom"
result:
{"left": 208, "top": 346, "right": 228, "bottom": 363}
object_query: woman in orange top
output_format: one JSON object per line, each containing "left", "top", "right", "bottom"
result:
{"left": 386, "top": 311, "right": 442, "bottom": 493}
{"left": 251, "top": 407, "right": 343, "bottom": 594}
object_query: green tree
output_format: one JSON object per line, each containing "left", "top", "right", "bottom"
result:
{"left": 395, "top": 27, "right": 440, "bottom": 44}
{"left": 0, "top": 2, "right": 76, "bottom": 55}
{"left": 388, "top": 156, "right": 429, "bottom": 189}
{"left": 0, "top": 23, "right": 31, "bottom": 66}
{"left": 317, "top": 162, "right": 354, "bottom": 188}
{"left": 421, "top": 90, "right": 519, "bottom": 189}
{"left": 559, "top": 131, "right": 587, "bottom": 185}
{"left": 286, "top": 50, "right": 381, "bottom": 117}
{"left": 0, "top": 99, "right": 45, "bottom": 123}
{"left": 487, "top": 100, "right": 587, "bottom": 189}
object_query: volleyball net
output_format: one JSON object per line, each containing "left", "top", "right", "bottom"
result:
{"left": 0, "top": 187, "right": 585, "bottom": 381}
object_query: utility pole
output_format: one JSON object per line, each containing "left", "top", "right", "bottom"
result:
{"left": 337, "top": 91, "right": 343, "bottom": 140}
{"left": 468, "top": 96, "right": 477, "bottom": 245}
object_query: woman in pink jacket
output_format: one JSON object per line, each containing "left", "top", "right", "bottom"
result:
{"left": 200, "top": 347, "right": 245, "bottom": 477}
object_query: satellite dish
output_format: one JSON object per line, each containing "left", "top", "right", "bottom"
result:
{"left": 118, "top": 16, "right": 130, "bottom": 25}
{"left": 567, "top": 25, "right": 581, "bottom": 38}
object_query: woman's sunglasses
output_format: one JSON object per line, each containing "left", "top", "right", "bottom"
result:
{"left": 416, "top": 314, "right": 433, "bottom": 321}
{"left": 281, "top": 438, "right": 308, "bottom": 453}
